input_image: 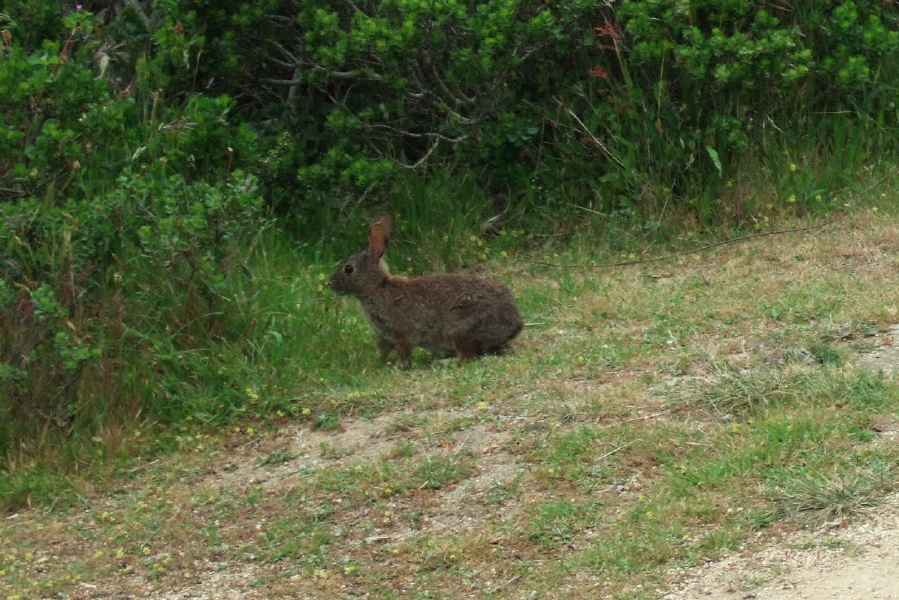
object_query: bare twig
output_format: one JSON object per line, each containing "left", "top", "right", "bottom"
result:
{"left": 625, "top": 411, "right": 670, "bottom": 422}
{"left": 597, "top": 441, "right": 633, "bottom": 461}
{"left": 564, "top": 106, "right": 628, "bottom": 171}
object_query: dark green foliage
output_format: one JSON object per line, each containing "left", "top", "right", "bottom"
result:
{"left": 152, "top": 0, "right": 603, "bottom": 217}
{"left": 147, "top": 0, "right": 899, "bottom": 224}
{"left": 0, "top": 2, "right": 266, "bottom": 487}
{"left": 545, "top": 0, "right": 899, "bottom": 222}
{"left": 0, "top": 169, "right": 264, "bottom": 449}
{"left": 618, "top": 0, "right": 899, "bottom": 132}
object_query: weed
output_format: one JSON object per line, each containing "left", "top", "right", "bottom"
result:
{"left": 771, "top": 469, "right": 893, "bottom": 524}
{"left": 387, "top": 441, "right": 416, "bottom": 459}
{"left": 319, "top": 441, "right": 355, "bottom": 460}
{"left": 528, "top": 499, "right": 600, "bottom": 546}
{"left": 408, "top": 453, "right": 477, "bottom": 491}
{"left": 313, "top": 413, "right": 342, "bottom": 432}
{"left": 692, "top": 362, "right": 792, "bottom": 417}
{"left": 255, "top": 450, "right": 298, "bottom": 468}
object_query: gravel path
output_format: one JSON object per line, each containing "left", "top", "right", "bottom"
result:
{"left": 661, "top": 336, "right": 899, "bottom": 600}
{"left": 662, "top": 482, "right": 899, "bottom": 598}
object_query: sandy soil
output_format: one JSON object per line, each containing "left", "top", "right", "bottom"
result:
{"left": 661, "top": 492, "right": 899, "bottom": 600}
{"left": 660, "top": 327, "right": 899, "bottom": 600}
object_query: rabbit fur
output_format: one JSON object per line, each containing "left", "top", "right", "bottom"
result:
{"left": 329, "top": 214, "right": 523, "bottom": 364}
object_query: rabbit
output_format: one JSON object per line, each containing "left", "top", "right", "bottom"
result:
{"left": 329, "top": 214, "right": 523, "bottom": 365}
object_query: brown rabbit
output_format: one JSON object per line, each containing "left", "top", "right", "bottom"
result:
{"left": 329, "top": 214, "right": 523, "bottom": 364}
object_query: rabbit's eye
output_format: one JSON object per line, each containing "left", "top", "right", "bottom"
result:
{"left": 344, "top": 264, "right": 354, "bottom": 275}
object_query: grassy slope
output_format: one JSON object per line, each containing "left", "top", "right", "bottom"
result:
{"left": 3, "top": 208, "right": 899, "bottom": 599}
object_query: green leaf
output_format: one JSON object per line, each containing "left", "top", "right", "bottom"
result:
{"left": 705, "top": 145, "right": 723, "bottom": 177}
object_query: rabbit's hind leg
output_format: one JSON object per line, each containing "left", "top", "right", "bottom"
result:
{"left": 451, "top": 336, "right": 482, "bottom": 362}
{"left": 376, "top": 337, "right": 394, "bottom": 361}
{"left": 394, "top": 335, "right": 415, "bottom": 367}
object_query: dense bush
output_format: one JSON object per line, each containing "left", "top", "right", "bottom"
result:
{"left": 617, "top": 0, "right": 899, "bottom": 148}
{"left": 542, "top": 0, "right": 899, "bottom": 221}
{"left": 153, "top": 0, "right": 603, "bottom": 217}
{"left": 147, "top": 0, "right": 899, "bottom": 226}
{"left": 0, "top": 2, "right": 265, "bottom": 467}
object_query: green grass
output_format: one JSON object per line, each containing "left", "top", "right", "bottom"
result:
{"left": 5, "top": 196, "right": 899, "bottom": 598}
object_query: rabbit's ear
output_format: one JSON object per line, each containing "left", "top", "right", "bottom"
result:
{"left": 368, "top": 214, "right": 393, "bottom": 259}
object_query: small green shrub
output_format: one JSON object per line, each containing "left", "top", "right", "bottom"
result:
{"left": 0, "top": 2, "right": 269, "bottom": 490}
{"left": 0, "top": 170, "right": 264, "bottom": 456}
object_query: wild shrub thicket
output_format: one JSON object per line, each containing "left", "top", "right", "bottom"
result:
{"left": 0, "top": 2, "right": 263, "bottom": 474}
{"left": 156, "top": 0, "right": 898, "bottom": 222}
{"left": 1, "top": 0, "right": 898, "bottom": 502}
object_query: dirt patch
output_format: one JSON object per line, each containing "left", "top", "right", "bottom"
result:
{"left": 145, "top": 562, "right": 267, "bottom": 600}
{"left": 206, "top": 408, "right": 523, "bottom": 494}
{"left": 425, "top": 444, "right": 524, "bottom": 533}
{"left": 205, "top": 407, "right": 531, "bottom": 540}
{"left": 129, "top": 330, "right": 899, "bottom": 600}
{"left": 662, "top": 492, "right": 899, "bottom": 600}
{"left": 10, "top": 239, "right": 899, "bottom": 600}
{"left": 209, "top": 412, "right": 404, "bottom": 492}
{"left": 855, "top": 324, "right": 899, "bottom": 379}
{"left": 658, "top": 328, "right": 899, "bottom": 600}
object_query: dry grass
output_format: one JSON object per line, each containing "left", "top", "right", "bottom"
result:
{"left": 4, "top": 210, "right": 899, "bottom": 599}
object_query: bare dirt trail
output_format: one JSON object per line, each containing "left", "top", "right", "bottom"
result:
{"left": 662, "top": 340, "right": 899, "bottom": 600}
{"left": 662, "top": 492, "right": 899, "bottom": 600}
{"left": 144, "top": 408, "right": 899, "bottom": 600}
